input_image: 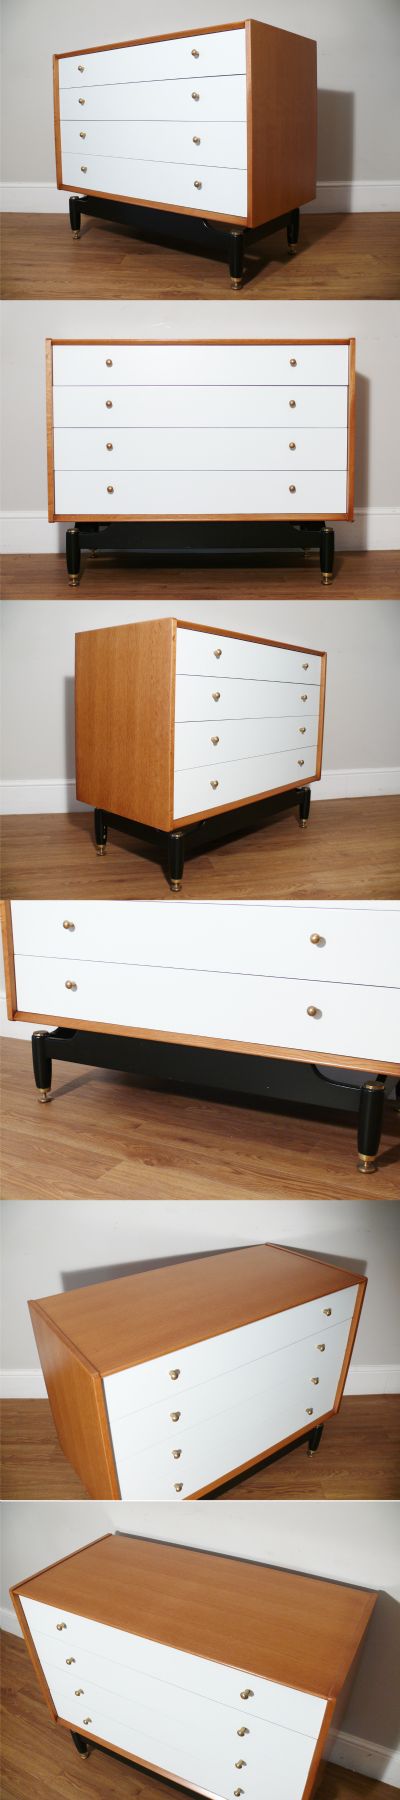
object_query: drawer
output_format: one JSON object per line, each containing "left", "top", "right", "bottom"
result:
{"left": 60, "top": 119, "right": 248, "bottom": 170}
{"left": 175, "top": 676, "right": 319, "bottom": 721}
{"left": 21, "top": 1596, "right": 327, "bottom": 1738}
{"left": 174, "top": 745, "right": 318, "bottom": 818}
{"left": 51, "top": 344, "right": 349, "bottom": 389}
{"left": 60, "top": 152, "right": 248, "bottom": 218}
{"left": 59, "top": 74, "right": 247, "bottom": 125}
{"left": 53, "top": 467, "right": 349, "bottom": 518}
{"left": 104, "top": 1288, "right": 359, "bottom": 1422}
{"left": 174, "top": 715, "right": 319, "bottom": 771}
{"left": 176, "top": 627, "right": 322, "bottom": 684}
{"left": 58, "top": 30, "right": 247, "bottom": 88}
{"left": 52, "top": 385, "right": 349, "bottom": 431}
{"left": 53, "top": 426, "right": 346, "bottom": 474}
{"left": 13, "top": 954, "right": 400, "bottom": 1062}
{"left": 11, "top": 903, "right": 398, "bottom": 990}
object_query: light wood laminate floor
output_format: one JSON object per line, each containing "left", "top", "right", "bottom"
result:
{"left": 1, "top": 552, "right": 399, "bottom": 598}
{"left": 2, "top": 799, "right": 400, "bottom": 899}
{"left": 2, "top": 1397, "right": 399, "bottom": 1500}
{"left": 2, "top": 211, "right": 400, "bottom": 299}
{"left": 2, "top": 1040, "right": 399, "bottom": 1201}
{"left": 2, "top": 1634, "right": 397, "bottom": 1800}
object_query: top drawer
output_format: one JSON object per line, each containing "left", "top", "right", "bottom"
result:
{"left": 176, "top": 628, "right": 322, "bottom": 685}
{"left": 58, "top": 30, "right": 247, "bottom": 88}
{"left": 51, "top": 344, "right": 349, "bottom": 389}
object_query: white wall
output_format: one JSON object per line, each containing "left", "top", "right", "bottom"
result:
{"left": 2, "top": 1500, "right": 399, "bottom": 1784}
{"left": 1, "top": 1200, "right": 399, "bottom": 1394}
{"left": 1, "top": 299, "right": 399, "bottom": 554}
{"left": 1, "top": 0, "right": 399, "bottom": 206}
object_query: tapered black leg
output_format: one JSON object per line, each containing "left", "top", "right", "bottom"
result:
{"left": 69, "top": 195, "right": 82, "bottom": 239}
{"left": 287, "top": 207, "right": 300, "bottom": 254}
{"left": 307, "top": 1424, "right": 324, "bottom": 1458}
{"left": 167, "top": 830, "right": 185, "bottom": 893}
{"left": 320, "top": 524, "right": 335, "bottom": 585}
{"left": 66, "top": 526, "right": 81, "bottom": 588}
{"left": 298, "top": 786, "right": 311, "bottom": 829}
{"left": 70, "top": 1731, "right": 92, "bottom": 1759}
{"left": 229, "top": 230, "right": 245, "bottom": 289}
{"left": 357, "top": 1078, "right": 386, "bottom": 1173}
{"left": 32, "top": 1031, "right": 52, "bottom": 1102}
{"left": 94, "top": 808, "right": 108, "bottom": 856}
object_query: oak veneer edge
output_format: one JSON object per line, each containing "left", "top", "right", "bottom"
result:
{"left": 332, "top": 1279, "right": 367, "bottom": 1414}
{"left": 48, "top": 336, "right": 353, "bottom": 345}
{"left": 347, "top": 338, "right": 356, "bottom": 520}
{"left": 0, "top": 901, "right": 17, "bottom": 1017}
{"left": 46, "top": 341, "right": 55, "bottom": 522}
{"left": 316, "top": 652, "right": 327, "bottom": 779}
{"left": 11, "top": 1012, "right": 400, "bottom": 1077}
{"left": 52, "top": 58, "right": 62, "bottom": 189}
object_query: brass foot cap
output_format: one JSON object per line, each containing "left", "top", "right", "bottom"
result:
{"left": 73, "top": 230, "right": 80, "bottom": 240}
{"left": 307, "top": 1448, "right": 315, "bottom": 1457}
{"left": 170, "top": 880, "right": 182, "bottom": 893}
{"left": 299, "top": 819, "right": 308, "bottom": 829}
{"left": 96, "top": 844, "right": 106, "bottom": 856}
{"left": 69, "top": 575, "right": 80, "bottom": 587}
{"left": 321, "top": 572, "right": 334, "bottom": 585}
{"left": 357, "top": 1154, "right": 377, "bottom": 1174}
{"left": 230, "top": 277, "right": 243, "bottom": 290}
{"left": 38, "top": 1090, "right": 51, "bottom": 1104}
{"left": 288, "top": 244, "right": 297, "bottom": 255}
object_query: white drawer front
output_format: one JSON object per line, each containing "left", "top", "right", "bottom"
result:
{"left": 176, "top": 628, "right": 322, "bottom": 684}
{"left": 53, "top": 427, "right": 346, "bottom": 474}
{"left": 54, "top": 468, "right": 348, "bottom": 518}
{"left": 59, "top": 74, "right": 247, "bottom": 124}
{"left": 11, "top": 904, "right": 398, "bottom": 990}
{"left": 14, "top": 954, "right": 399, "bottom": 1062}
{"left": 61, "top": 152, "right": 247, "bottom": 218}
{"left": 175, "top": 676, "right": 319, "bottom": 721}
{"left": 58, "top": 31, "right": 247, "bottom": 88}
{"left": 52, "top": 385, "right": 349, "bottom": 430}
{"left": 104, "top": 1288, "right": 359, "bottom": 1423}
{"left": 174, "top": 715, "right": 319, "bottom": 771}
{"left": 174, "top": 745, "right": 318, "bottom": 818}
{"left": 60, "top": 119, "right": 248, "bottom": 170}
{"left": 20, "top": 1596, "right": 327, "bottom": 1739}
{"left": 52, "top": 344, "right": 349, "bottom": 389}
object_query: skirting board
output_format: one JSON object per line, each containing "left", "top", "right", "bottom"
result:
{"left": 1, "top": 768, "right": 399, "bottom": 816}
{"left": 0, "top": 1609, "right": 398, "bottom": 1784}
{"left": 1, "top": 509, "right": 400, "bottom": 554}
{"left": 1, "top": 1365, "right": 399, "bottom": 1399}
{"left": 1, "top": 179, "right": 400, "bottom": 213}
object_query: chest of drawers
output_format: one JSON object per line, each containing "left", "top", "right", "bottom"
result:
{"left": 2, "top": 900, "right": 399, "bottom": 1172}
{"left": 54, "top": 21, "right": 317, "bottom": 286}
{"left": 75, "top": 616, "right": 326, "bottom": 882}
{"left": 11, "top": 1534, "right": 377, "bottom": 1799}
{"left": 46, "top": 338, "right": 356, "bottom": 586}
{"left": 28, "top": 1244, "right": 365, "bottom": 1499}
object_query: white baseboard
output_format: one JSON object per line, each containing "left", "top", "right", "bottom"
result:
{"left": 2, "top": 179, "right": 399, "bottom": 214}
{"left": 0, "top": 1369, "right": 46, "bottom": 1399}
{"left": 1, "top": 767, "right": 399, "bottom": 818}
{"left": 2, "top": 1362, "right": 398, "bottom": 1398}
{"left": 1, "top": 508, "right": 399, "bottom": 556}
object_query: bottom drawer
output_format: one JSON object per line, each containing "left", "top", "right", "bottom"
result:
{"left": 173, "top": 743, "right": 318, "bottom": 818}
{"left": 53, "top": 469, "right": 349, "bottom": 518}
{"left": 60, "top": 152, "right": 248, "bottom": 218}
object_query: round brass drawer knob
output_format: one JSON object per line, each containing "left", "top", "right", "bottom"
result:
{"left": 106, "top": 443, "right": 113, "bottom": 450}
{"left": 298, "top": 759, "right": 304, "bottom": 767}
{"left": 301, "top": 694, "right": 308, "bottom": 701}
{"left": 323, "top": 1308, "right": 332, "bottom": 1316}
{"left": 192, "top": 90, "right": 200, "bottom": 100}
{"left": 75, "top": 1689, "right": 84, "bottom": 1696}
{"left": 191, "top": 47, "right": 200, "bottom": 56}
{"left": 235, "top": 1762, "right": 246, "bottom": 1770}
{"left": 79, "top": 132, "right": 86, "bottom": 139}
{"left": 307, "top": 1005, "right": 318, "bottom": 1017}
{"left": 172, "top": 1448, "right": 182, "bottom": 1459}
{"left": 170, "top": 1411, "right": 180, "bottom": 1422}
{"left": 83, "top": 1719, "right": 92, "bottom": 1726}
{"left": 106, "top": 400, "right": 113, "bottom": 409}
{"left": 57, "top": 1623, "right": 67, "bottom": 1631}
{"left": 214, "top": 647, "right": 222, "bottom": 658}
{"left": 210, "top": 779, "right": 219, "bottom": 790}
{"left": 193, "top": 135, "right": 201, "bottom": 144}
{"left": 289, "top": 442, "right": 296, "bottom": 450}
{"left": 302, "top": 662, "right": 309, "bottom": 669}
{"left": 174, "top": 1482, "right": 183, "bottom": 1492}
{"left": 236, "top": 1728, "right": 249, "bottom": 1738}
{"left": 212, "top": 691, "right": 221, "bottom": 701}
{"left": 78, "top": 98, "right": 85, "bottom": 105}
{"left": 299, "top": 727, "right": 306, "bottom": 735}
{"left": 234, "top": 1789, "right": 244, "bottom": 1796}
{"left": 289, "top": 399, "right": 296, "bottom": 408}
{"left": 194, "top": 180, "right": 202, "bottom": 189}
{"left": 107, "top": 485, "right": 114, "bottom": 494}
{"left": 78, "top": 64, "right": 84, "bottom": 71}
{"left": 66, "top": 1657, "right": 75, "bottom": 1665}
{"left": 65, "top": 980, "right": 77, "bottom": 991}
{"left": 106, "top": 358, "right": 113, "bottom": 366}
{"left": 81, "top": 165, "right": 87, "bottom": 173}
{"left": 317, "top": 1343, "right": 326, "bottom": 1352}
{"left": 211, "top": 735, "right": 219, "bottom": 745}
{"left": 63, "top": 920, "right": 75, "bottom": 930}
{"left": 289, "top": 484, "right": 296, "bottom": 493}
{"left": 310, "top": 933, "right": 322, "bottom": 944}
{"left": 290, "top": 357, "right": 297, "bottom": 366}
{"left": 169, "top": 1368, "right": 180, "bottom": 1380}
{"left": 311, "top": 1377, "right": 319, "bottom": 1385}
{"left": 240, "top": 1690, "right": 253, "bottom": 1701}
{"left": 306, "top": 1407, "right": 314, "bottom": 1416}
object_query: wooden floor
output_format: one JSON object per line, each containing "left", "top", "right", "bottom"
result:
{"left": 1, "top": 1635, "right": 398, "bottom": 1800}
{"left": 2, "top": 211, "right": 400, "bottom": 299}
{"left": 2, "top": 798, "right": 400, "bottom": 900}
{"left": 2, "top": 1396, "right": 399, "bottom": 1501}
{"left": 1, "top": 551, "right": 399, "bottom": 599}
{"left": 2, "top": 1039, "right": 399, "bottom": 1201}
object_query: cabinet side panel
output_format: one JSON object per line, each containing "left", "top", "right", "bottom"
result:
{"left": 0, "top": 902, "right": 17, "bottom": 1017}
{"left": 53, "top": 58, "right": 62, "bottom": 187}
{"left": 10, "top": 1588, "right": 58, "bottom": 1719}
{"left": 248, "top": 21, "right": 317, "bottom": 227}
{"left": 75, "top": 617, "right": 174, "bottom": 830}
{"left": 29, "top": 1305, "right": 120, "bottom": 1499}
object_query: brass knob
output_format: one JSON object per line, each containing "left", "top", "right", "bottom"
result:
{"left": 106, "top": 400, "right": 113, "bottom": 408}
{"left": 194, "top": 180, "right": 202, "bottom": 189}
{"left": 235, "top": 1762, "right": 246, "bottom": 1769}
{"left": 289, "top": 442, "right": 296, "bottom": 450}
{"left": 106, "top": 358, "right": 113, "bottom": 366}
{"left": 290, "top": 357, "right": 297, "bottom": 366}
{"left": 289, "top": 484, "right": 296, "bottom": 493}
{"left": 75, "top": 1689, "right": 84, "bottom": 1696}
{"left": 214, "top": 647, "right": 222, "bottom": 658}
{"left": 83, "top": 1719, "right": 92, "bottom": 1726}
{"left": 323, "top": 1308, "right": 332, "bottom": 1316}
{"left": 234, "top": 1790, "right": 244, "bottom": 1796}
{"left": 107, "top": 485, "right": 114, "bottom": 494}
{"left": 78, "top": 98, "right": 85, "bottom": 105}
{"left": 191, "top": 47, "right": 199, "bottom": 56}
{"left": 169, "top": 1369, "right": 180, "bottom": 1380}
{"left": 301, "top": 694, "right": 308, "bottom": 701}
{"left": 79, "top": 132, "right": 86, "bottom": 139}
{"left": 298, "top": 759, "right": 304, "bottom": 766}
{"left": 212, "top": 691, "right": 220, "bottom": 701}
{"left": 174, "top": 1482, "right": 183, "bottom": 1492}
{"left": 193, "top": 135, "right": 201, "bottom": 144}
{"left": 81, "top": 165, "right": 87, "bottom": 173}
{"left": 311, "top": 1377, "right": 319, "bottom": 1385}
{"left": 236, "top": 1728, "right": 249, "bottom": 1738}
{"left": 56, "top": 1623, "right": 67, "bottom": 1631}
{"left": 78, "top": 64, "right": 84, "bottom": 71}
{"left": 211, "top": 735, "right": 219, "bottom": 745}
{"left": 210, "top": 779, "right": 219, "bottom": 790}
{"left": 306, "top": 1408, "right": 314, "bottom": 1416}
{"left": 192, "top": 91, "right": 200, "bottom": 100}
{"left": 106, "top": 442, "right": 113, "bottom": 450}
{"left": 310, "top": 933, "right": 322, "bottom": 944}
{"left": 63, "top": 920, "right": 75, "bottom": 930}
{"left": 299, "top": 727, "right": 306, "bottom": 734}
{"left": 172, "top": 1449, "right": 182, "bottom": 1459}
{"left": 240, "top": 1690, "right": 253, "bottom": 1701}
{"left": 65, "top": 980, "right": 77, "bottom": 990}
{"left": 170, "top": 1411, "right": 180, "bottom": 1421}
{"left": 307, "top": 1005, "right": 318, "bottom": 1017}
{"left": 66, "top": 1658, "right": 75, "bottom": 1664}
{"left": 317, "top": 1344, "right": 326, "bottom": 1352}
{"left": 302, "top": 662, "right": 309, "bottom": 669}
{"left": 289, "top": 399, "right": 296, "bottom": 408}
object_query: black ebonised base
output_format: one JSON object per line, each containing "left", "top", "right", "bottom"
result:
{"left": 70, "top": 1731, "right": 92, "bottom": 1759}
{"left": 31, "top": 1028, "right": 390, "bottom": 1171}
{"left": 65, "top": 519, "right": 335, "bottom": 587}
{"left": 93, "top": 786, "right": 312, "bottom": 891}
{"left": 69, "top": 192, "right": 301, "bottom": 288}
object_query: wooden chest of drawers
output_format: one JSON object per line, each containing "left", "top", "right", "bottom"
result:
{"left": 75, "top": 616, "right": 326, "bottom": 881}
{"left": 53, "top": 21, "right": 317, "bottom": 285}
{"left": 28, "top": 1244, "right": 366, "bottom": 1499}
{"left": 11, "top": 1534, "right": 377, "bottom": 1799}
{"left": 46, "top": 339, "right": 356, "bottom": 586}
